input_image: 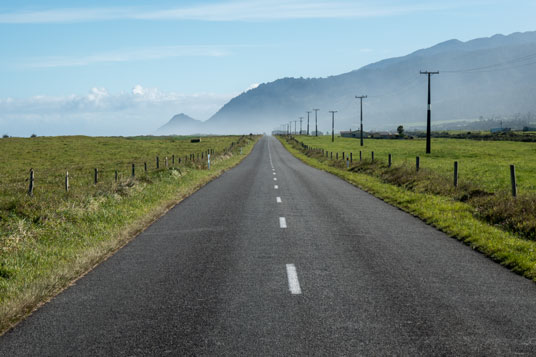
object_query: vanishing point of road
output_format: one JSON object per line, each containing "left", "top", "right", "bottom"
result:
{"left": 2, "top": 136, "right": 536, "bottom": 355}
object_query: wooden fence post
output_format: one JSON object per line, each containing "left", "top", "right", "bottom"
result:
{"left": 94, "top": 168, "right": 98, "bottom": 184}
{"left": 132, "top": 163, "right": 135, "bottom": 177}
{"left": 350, "top": 152, "right": 353, "bottom": 163}
{"left": 165, "top": 157, "right": 168, "bottom": 168}
{"left": 115, "top": 170, "right": 118, "bottom": 182}
{"left": 388, "top": 154, "right": 392, "bottom": 168}
{"left": 172, "top": 155, "right": 175, "bottom": 165}
{"left": 454, "top": 161, "right": 458, "bottom": 187}
{"left": 510, "top": 164, "right": 517, "bottom": 197}
{"left": 156, "top": 156, "right": 159, "bottom": 169}
{"left": 359, "top": 151, "right": 362, "bottom": 162}
{"left": 416, "top": 157, "right": 420, "bottom": 172}
{"left": 65, "top": 171, "right": 69, "bottom": 192}
{"left": 144, "top": 162, "right": 147, "bottom": 172}
{"left": 371, "top": 151, "right": 374, "bottom": 163}
{"left": 28, "top": 168, "right": 34, "bottom": 196}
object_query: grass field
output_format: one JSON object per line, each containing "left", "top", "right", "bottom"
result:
{"left": 279, "top": 135, "right": 536, "bottom": 283}
{"left": 294, "top": 136, "right": 536, "bottom": 193}
{"left": 0, "top": 134, "right": 259, "bottom": 333}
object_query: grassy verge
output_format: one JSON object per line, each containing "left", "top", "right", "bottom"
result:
{"left": 278, "top": 136, "right": 536, "bottom": 282}
{"left": 0, "top": 135, "right": 259, "bottom": 334}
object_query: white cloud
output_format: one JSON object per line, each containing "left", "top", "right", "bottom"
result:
{"left": 0, "top": 1, "right": 473, "bottom": 24}
{"left": 21, "top": 45, "right": 231, "bottom": 68}
{"left": 0, "top": 86, "right": 234, "bottom": 136}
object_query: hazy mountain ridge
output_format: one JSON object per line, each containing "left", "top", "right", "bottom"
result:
{"left": 157, "top": 113, "right": 203, "bottom": 134}
{"left": 163, "top": 31, "right": 536, "bottom": 134}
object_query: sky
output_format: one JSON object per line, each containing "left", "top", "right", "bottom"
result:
{"left": 1, "top": 0, "right": 535, "bottom": 136}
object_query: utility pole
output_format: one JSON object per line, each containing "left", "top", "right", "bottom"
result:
{"left": 289, "top": 121, "right": 292, "bottom": 135}
{"left": 420, "top": 71, "right": 439, "bottom": 154}
{"left": 299, "top": 117, "right": 303, "bottom": 135}
{"left": 306, "top": 111, "right": 311, "bottom": 135}
{"left": 294, "top": 120, "right": 297, "bottom": 135}
{"left": 329, "top": 110, "right": 338, "bottom": 142}
{"left": 355, "top": 95, "right": 367, "bottom": 146}
{"left": 313, "top": 109, "right": 319, "bottom": 136}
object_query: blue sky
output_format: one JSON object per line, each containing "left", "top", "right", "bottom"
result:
{"left": 1, "top": 0, "right": 535, "bottom": 135}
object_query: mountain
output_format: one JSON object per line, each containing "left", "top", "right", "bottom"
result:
{"left": 203, "top": 31, "right": 536, "bottom": 134}
{"left": 157, "top": 113, "right": 203, "bottom": 135}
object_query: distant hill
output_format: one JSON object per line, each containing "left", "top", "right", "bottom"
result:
{"left": 157, "top": 113, "right": 203, "bottom": 135}
{"left": 202, "top": 31, "right": 536, "bottom": 134}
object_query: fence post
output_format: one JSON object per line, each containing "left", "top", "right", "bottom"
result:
{"left": 510, "top": 164, "right": 517, "bottom": 197}
{"left": 156, "top": 156, "right": 160, "bottom": 169}
{"left": 115, "top": 170, "right": 118, "bottom": 182}
{"left": 454, "top": 161, "right": 458, "bottom": 187}
{"left": 371, "top": 151, "right": 374, "bottom": 163}
{"left": 350, "top": 152, "right": 353, "bottom": 163}
{"left": 65, "top": 171, "right": 69, "bottom": 192}
{"left": 94, "top": 168, "right": 98, "bottom": 184}
{"left": 330, "top": 152, "right": 333, "bottom": 159}
{"left": 342, "top": 152, "right": 345, "bottom": 160}
{"left": 359, "top": 151, "right": 362, "bottom": 162}
{"left": 144, "top": 162, "right": 147, "bottom": 172}
{"left": 132, "top": 163, "right": 135, "bottom": 177}
{"left": 388, "top": 154, "right": 392, "bottom": 168}
{"left": 416, "top": 157, "right": 420, "bottom": 172}
{"left": 172, "top": 155, "right": 175, "bottom": 165}
{"left": 28, "top": 168, "right": 34, "bottom": 196}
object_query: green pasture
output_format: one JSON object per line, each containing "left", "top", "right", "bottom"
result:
{"left": 295, "top": 136, "right": 536, "bottom": 193}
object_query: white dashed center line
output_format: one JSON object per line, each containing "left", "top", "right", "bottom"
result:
{"left": 276, "top": 197, "right": 282, "bottom": 203}
{"left": 273, "top": 177, "right": 277, "bottom": 181}
{"left": 274, "top": 185, "right": 278, "bottom": 189}
{"left": 279, "top": 217, "right": 287, "bottom": 228}
{"left": 286, "top": 264, "right": 302, "bottom": 295}
{"left": 273, "top": 172, "right": 276, "bottom": 175}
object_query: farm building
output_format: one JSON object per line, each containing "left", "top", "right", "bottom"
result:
{"left": 340, "top": 130, "right": 363, "bottom": 138}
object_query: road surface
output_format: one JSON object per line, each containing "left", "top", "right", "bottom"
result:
{"left": 2, "top": 136, "right": 536, "bottom": 355}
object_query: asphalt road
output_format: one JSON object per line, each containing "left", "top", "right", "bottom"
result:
{"left": 2, "top": 136, "right": 536, "bottom": 355}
